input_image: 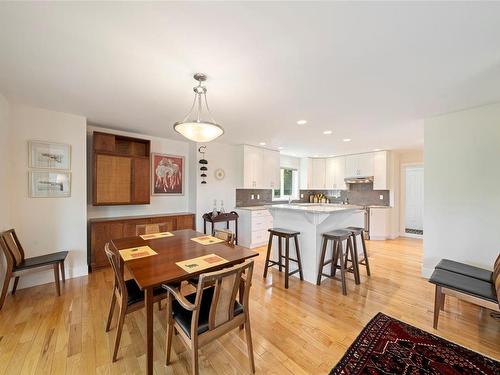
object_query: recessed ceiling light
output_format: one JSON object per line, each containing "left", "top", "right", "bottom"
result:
{"left": 297, "top": 120, "right": 308, "bottom": 125}
{"left": 278, "top": 147, "right": 284, "bottom": 150}
{"left": 259, "top": 142, "right": 266, "bottom": 146}
{"left": 373, "top": 148, "right": 381, "bottom": 151}
{"left": 323, "top": 130, "right": 332, "bottom": 135}
{"left": 313, "top": 154, "right": 319, "bottom": 157}
{"left": 343, "top": 138, "right": 351, "bottom": 142}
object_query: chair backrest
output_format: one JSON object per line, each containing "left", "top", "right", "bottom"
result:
{"left": 104, "top": 243, "right": 127, "bottom": 299}
{"left": 0, "top": 229, "right": 25, "bottom": 266}
{"left": 136, "top": 223, "right": 169, "bottom": 236}
{"left": 214, "top": 229, "right": 235, "bottom": 245}
{"left": 493, "top": 253, "right": 500, "bottom": 307}
{"left": 193, "top": 260, "right": 254, "bottom": 332}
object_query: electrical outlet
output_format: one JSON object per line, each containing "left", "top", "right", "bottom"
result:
{"left": 257, "top": 194, "right": 260, "bottom": 199}
{"left": 300, "top": 193, "right": 304, "bottom": 198}
{"left": 379, "top": 194, "right": 384, "bottom": 200}
{"left": 251, "top": 194, "right": 254, "bottom": 200}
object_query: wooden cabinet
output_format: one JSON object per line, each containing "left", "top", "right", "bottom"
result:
{"left": 92, "top": 131, "right": 151, "bottom": 206}
{"left": 88, "top": 213, "right": 195, "bottom": 270}
{"left": 242, "top": 145, "right": 280, "bottom": 189}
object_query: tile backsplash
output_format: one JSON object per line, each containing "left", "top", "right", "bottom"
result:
{"left": 235, "top": 183, "right": 390, "bottom": 207}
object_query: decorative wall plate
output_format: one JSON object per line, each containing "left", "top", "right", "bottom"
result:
{"left": 214, "top": 168, "right": 225, "bottom": 180}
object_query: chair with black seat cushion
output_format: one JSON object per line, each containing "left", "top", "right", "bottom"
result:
{"left": 163, "top": 260, "right": 255, "bottom": 375}
{"left": 0, "top": 229, "right": 68, "bottom": 310}
{"left": 104, "top": 243, "right": 169, "bottom": 362}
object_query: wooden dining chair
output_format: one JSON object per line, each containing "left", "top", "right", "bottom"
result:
{"left": 164, "top": 260, "right": 255, "bottom": 375}
{"left": 104, "top": 243, "right": 169, "bottom": 361}
{"left": 135, "top": 223, "right": 162, "bottom": 236}
{"left": 0, "top": 229, "right": 68, "bottom": 310}
{"left": 214, "top": 229, "right": 236, "bottom": 245}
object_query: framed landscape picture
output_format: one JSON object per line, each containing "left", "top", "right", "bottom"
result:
{"left": 151, "top": 153, "right": 184, "bottom": 195}
{"left": 30, "top": 171, "right": 71, "bottom": 198}
{"left": 29, "top": 141, "right": 71, "bottom": 170}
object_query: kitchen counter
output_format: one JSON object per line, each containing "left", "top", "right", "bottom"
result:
{"left": 268, "top": 203, "right": 363, "bottom": 214}
{"left": 235, "top": 206, "right": 269, "bottom": 211}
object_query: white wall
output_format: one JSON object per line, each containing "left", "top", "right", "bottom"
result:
{"left": 87, "top": 125, "right": 191, "bottom": 219}
{"left": 423, "top": 103, "right": 500, "bottom": 277}
{"left": 194, "top": 142, "right": 242, "bottom": 232}
{"left": 0, "top": 94, "right": 10, "bottom": 231}
{"left": 9, "top": 104, "right": 87, "bottom": 289}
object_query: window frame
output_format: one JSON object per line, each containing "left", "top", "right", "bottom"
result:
{"left": 273, "top": 167, "right": 299, "bottom": 201}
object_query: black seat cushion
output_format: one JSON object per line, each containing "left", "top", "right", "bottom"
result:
{"left": 125, "top": 279, "right": 168, "bottom": 306}
{"left": 436, "top": 259, "right": 493, "bottom": 283}
{"left": 172, "top": 286, "right": 243, "bottom": 338}
{"left": 13, "top": 250, "right": 68, "bottom": 271}
{"left": 429, "top": 269, "right": 497, "bottom": 303}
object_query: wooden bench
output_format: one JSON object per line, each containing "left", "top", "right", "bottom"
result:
{"left": 428, "top": 255, "right": 500, "bottom": 329}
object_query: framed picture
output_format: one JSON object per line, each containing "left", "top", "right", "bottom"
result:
{"left": 30, "top": 171, "right": 71, "bottom": 198}
{"left": 151, "top": 153, "right": 184, "bottom": 195}
{"left": 29, "top": 141, "right": 71, "bottom": 170}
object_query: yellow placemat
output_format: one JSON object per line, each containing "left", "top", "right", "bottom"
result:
{"left": 139, "top": 232, "right": 174, "bottom": 240}
{"left": 176, "top": 254, "right": 228, "bottom": 273}
{"left": 119, "top": 246, "right": 158, "bottom": 261}
{"left": 190, "top": 235, "right": 225, "bottom": 245}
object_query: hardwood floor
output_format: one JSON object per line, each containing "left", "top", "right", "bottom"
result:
{"left": 0, "top": 237, "right": 498, "bottom": 374}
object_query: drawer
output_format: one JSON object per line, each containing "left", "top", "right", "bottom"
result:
{"left": 252, "top": 230, "right": 269, "bottom": 244}
{"left": 252, "top": 209, "right": 271, "bottom": 218}
{"left": 252, "top": 217, "right": 273, "bottom": 232}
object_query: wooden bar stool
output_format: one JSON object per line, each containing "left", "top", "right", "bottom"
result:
{"left": 345, "top": 226, "right": 371, "bottom": 276}
{"left": 316, "top": 229, "right": 358, "bottom": 295}
{"left": 263, "top": 228, "right": 304, "bottom": 289}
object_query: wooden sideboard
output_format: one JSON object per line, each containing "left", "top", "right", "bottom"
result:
{"left": 88, "top": 213, "right": 195, "bottom": 271}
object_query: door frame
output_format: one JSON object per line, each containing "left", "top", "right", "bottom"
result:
{"left": 400, "top": 162, "right": 424, "bottom": 239}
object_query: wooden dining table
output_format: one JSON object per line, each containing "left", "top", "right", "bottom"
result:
{"left": 110, "top": 229, "right": 258, "bottom": 375}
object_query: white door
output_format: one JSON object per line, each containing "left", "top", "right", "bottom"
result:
{"left": 405, "top": 166, "right": 424, "bottom": 231}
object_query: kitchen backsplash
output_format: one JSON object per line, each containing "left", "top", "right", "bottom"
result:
{"left": 235, "top": 183, "right": 390, "bottom": 207}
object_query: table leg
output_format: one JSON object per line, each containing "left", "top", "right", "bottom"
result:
{"left": 145, "top": 287, "right": 154, "bottom": 375}
{"left": 235, "top": 221, "right": 238, "bottom": 245}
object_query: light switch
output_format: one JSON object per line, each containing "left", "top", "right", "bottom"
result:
{"left": 300, "top": 193, "right": 304, "bottom": 198}
{"left": 251, "top": 194, "right": 254, "bottom": 200}
{"left": 257, "top": 194, "right": 260, "bottom": 199}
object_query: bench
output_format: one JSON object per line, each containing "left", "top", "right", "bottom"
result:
{"left": 428, "top": 255, "right": 500, "bottom": 329}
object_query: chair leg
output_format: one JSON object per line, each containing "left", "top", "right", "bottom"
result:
{"left": 112, "top": 305, "right": 127, "bottom": 362}
{"left": 348, "top": 237, "right": 360, "bottom": 285}
{"left": 0, "top": 268, "right": 12, "bottom": 310}
{"left": 440, "top": 294, "right": 445, "bottom": 311}
{"left": 317, "top": 236, "right": 328, "bottom": 285}
{"left": 191, "top": 339, "right": 199, "bottom": 375}
{"left": 105, "top": 291, "right": 116, "bottom": 332}
{"left": 11, "top": 276, "right": 20, "bottom": 295}
{"left": 158, "top": 301, "right": 162, "bottom": 311}
{"left": 433, "top": 285, "right": 442, "bottom": 329}
{"left": 60, "top": 261, "right": 66, "bottom": 283}
{"left": 263, "top": 233, "right": 273, "bottom": 278}
{"left": 239, "top": 281, "right": 245, "bottom": 330}
{"left": 338, "top": 241, "right": 347, "bottom": 296}
{"left": 284, "top": 238, "right": 290, "bottom": 289}
{"left": 331, "top": 240, "right": 339, "bottom": 277}
{"left": 293, "top": 235, "right": 304, "bottom": 281}
{"left": 360, "top": 232, "right": 371, "bottom": 276}
{"left": 278, "top": 237, "right": 283, "bottom": 272}
{"left": 245, "top": 316, "right": 256, "bottom": 374}
{"left": 53, "top": 263, "right": 61, "bottom": 296}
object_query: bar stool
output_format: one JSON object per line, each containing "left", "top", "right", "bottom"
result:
{"left": 263, "top": 228, "right": 304, "bottom": 289}
{"left": 316, "top": 229, "right": 359, "bottom": 295}
{"left": 345, "top": 226, "right": 371, "bottom": 276}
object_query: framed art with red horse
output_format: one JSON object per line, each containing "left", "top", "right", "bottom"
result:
{"left": 151, "top": 153, "right": 184, "bottom": 195}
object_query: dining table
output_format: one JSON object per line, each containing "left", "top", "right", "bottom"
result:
{"left": 110, "top": 229, "right": 259, "bottom": 375}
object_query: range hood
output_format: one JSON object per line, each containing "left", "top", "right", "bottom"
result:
{"left": 344, "top": 176, "right": 374, "bottom": 184}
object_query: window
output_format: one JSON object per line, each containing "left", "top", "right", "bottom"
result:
{"left": 273, "top": 168, "right": 299, "bottom": 200}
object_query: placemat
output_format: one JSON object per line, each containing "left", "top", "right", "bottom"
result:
{"left": 190, "top": 235, "right": 225, "bottom": 245}
{"left": 176, "top": 253, "right": 228, "bottom": 273}
{"left": 139, "top": 231, "right": 174, "bottom": 240}
{"left": 119, "top": 246, "right": 158, "bottom": 261}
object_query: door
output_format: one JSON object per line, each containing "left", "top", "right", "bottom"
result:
{"left": 405, "top": 166, "right": 424, "bottom": 234}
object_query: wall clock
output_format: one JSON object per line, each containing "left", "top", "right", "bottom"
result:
{"left": 214, "top": 168, "right": 225, "bottom": 180}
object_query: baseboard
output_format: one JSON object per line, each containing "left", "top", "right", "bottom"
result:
{"left": 421, "top": 267, "right": 433, "bottom": 279}
{"left": 400, "top": 232, "right": 423, "bottom": 239}
{"left": 11, "top": 264, "right": 88, "bottom": 291}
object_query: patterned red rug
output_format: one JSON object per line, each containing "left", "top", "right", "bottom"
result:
{"left": 330, "top": 312, "right": 499, "bottom": 374}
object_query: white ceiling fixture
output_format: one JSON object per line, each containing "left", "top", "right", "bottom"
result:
{"left": 343, "top": 138, "right": 351, "bottom": 142}
{"left": 259, "top": 142, "right": 266, "bottom": 146}
{"left": 278, "top": 146, "right": 284, "bottom": 150}
{"left": 323, "top": 130, "right": 332, "bottom": 135}
{"left": 373, "top": 148, "right": 381, "bottom": 151}
{"left": 173, "top": 73, "right": 224, "bottom": 142}
{"left": 297, "top": 120, "right": 308, "bottom": 125}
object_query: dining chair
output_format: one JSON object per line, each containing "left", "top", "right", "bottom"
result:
{"left": 136, "top": 223, "right": 162, "bottom": 236}
{"left": 164, "top": 260, "right": 255, "bottom": 375}
{"left": 214, "top": 229, "right": 236, "bottom": 245}
{"left": 0, "top": 229, "right": 68, "bottom": 310}
{"left": 104, "top": 243, "right": 169, "bottom": 361}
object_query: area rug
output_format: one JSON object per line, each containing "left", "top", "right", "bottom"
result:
{"left": 330, "top": 312, "right": 499, "bottom": 374}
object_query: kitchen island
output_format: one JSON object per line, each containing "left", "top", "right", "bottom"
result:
{"left": 266, "top": 204, "right": 365, "bottom": 284}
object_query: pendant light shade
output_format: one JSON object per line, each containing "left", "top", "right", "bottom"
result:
{"left": 173, "top": 73, "right": 224, "bottom": 142}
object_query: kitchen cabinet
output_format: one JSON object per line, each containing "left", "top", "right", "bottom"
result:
{"left": 311, "top": 158, "right": 326, "bottom": 189}
{"left": 302, "top": 156, "right": 347, "bottom": 190}
{"left": 369, "top": 207, "right": 392, "bottom": 240}
{"left": 235, "top": 208, "right": 273, "bottom": 248}
{"left": 345, "top": 153, "right": 374, "bottom": 178}
{"left": 325, "top": 157, "right": 347, "bottom": 190}
{"left": 242, "top": 145, "right": 280, "bottom": 189}
{"left": 373, "top": 151, "right": 389, "bottom": 190}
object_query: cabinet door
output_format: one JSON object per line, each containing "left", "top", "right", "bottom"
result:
{"left": 325, "top": 158, "right": 336, "bottom": 188}
{"left": 358, "top": 153, "right": 374, "bottom": 177}
{"left": 94, "top": 154, "right": 132, "bottom": 204}
{"left": 265, "top": 150, "right": 281, "bottom": 190}
{"left": 300, "top": 158, "right": 312, "bottom": 189}
{"left": 311, "top": 159, "right": 326, "bottom": 189}
{"left": 132, "top": 158, "right": 150, "bottom": 204}
{"left": 176, "top": 215, "right": 195, "bottom": 230}
{"left": 243, "top": 145, "right": 263, "bottom": 188}
{"left": 90, "top": 222, "right": 124, "bottom": 270}
{"left": 333, "top": 156, "right": 347, "bottom": 189}
{"left": 344, "top": 155, "right": 359, "bottom": 177}
{"left": 369, "top": 208, "right": 391, "bottom": 239}
{"left": 373, "top": 151, "right": 388, "bottom": 190}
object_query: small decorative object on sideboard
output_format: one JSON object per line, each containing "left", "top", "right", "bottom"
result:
{"left": 199, "top": 146, "right": 208, "bottom": 184}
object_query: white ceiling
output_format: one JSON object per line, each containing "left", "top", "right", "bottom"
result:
{"left": 1, "top": 2, "right": 500, "bottom": 157}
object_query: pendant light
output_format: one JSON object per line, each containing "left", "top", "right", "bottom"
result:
{"left": 173, "top": 73, "right": 224, "bottom": 142}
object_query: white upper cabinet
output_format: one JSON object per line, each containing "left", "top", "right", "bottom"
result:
{"left": 345, "top": 153, "right": 374, "bottom": 177}
{"left": 242, "top": 145, "right": 280, "bottom": 189}
{"left": 373, "top": 150, "right": 389, "bottom": 190}
{"left": 301, "top": 156, "right": 347, "bottom": 190}
{"left": 311, "top": 158, "right": 326, "bottom": 189}
{"left": 333, "top": 156, "right": 347, "bottom": 189}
